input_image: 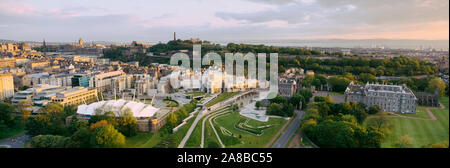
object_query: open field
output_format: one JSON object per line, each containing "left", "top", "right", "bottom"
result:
{"left": 213, "top": 110, "right": 287, "bottom": 148}
{"left": 394, "top": 106, "right": 434, "bottom": 119}
{"left": 381, "top": 96, "right": 449, "bottom": 148}
{"left": 206, "top": 92, "right": 240, "bottom": 107}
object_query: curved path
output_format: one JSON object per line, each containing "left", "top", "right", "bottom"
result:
{"left": 207, "top": 109, "right": 230, "bottom": 148}
{"left": 200, "top": 107, "right": 229, "bottom": 148}
{"left": 0, "top": 134, "right": 29, "bottom": 148}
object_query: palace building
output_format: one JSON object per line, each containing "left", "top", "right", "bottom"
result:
{"left": 345, "top": 82, "right": 417, "bottom": 114}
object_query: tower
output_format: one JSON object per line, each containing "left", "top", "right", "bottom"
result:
{"left": 173, "top": 32, "right": 176, "bottom": 41}
{"left": 78, "top": 38, "right": 84, "bottom": 47}
{"left": 42, "top": 39, "right": 47, "bottom": 56}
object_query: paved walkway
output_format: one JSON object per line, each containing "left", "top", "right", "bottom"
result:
{"left": 0, "top": 134, "right": 29, "bottom": 148}
{"left": 207, "top": 110, "right": 229, "bottom": 148}
{"left": 178, "top": 109, "right": 205, "bottom": 148}
{"left": 288, "top": 131, "right": 301, "bottom": 148}
{"left": 264, "top": 115, "right": 292, "bottom": 148}
{"left": 271, "top": 110, "right": 305, "bottom": 148}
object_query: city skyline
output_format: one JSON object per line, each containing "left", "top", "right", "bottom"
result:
{"left": 0, "top": 0, "right": 449, "bottom": 42}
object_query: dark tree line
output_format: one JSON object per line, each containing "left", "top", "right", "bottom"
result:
{"left": 290, "top": 56, "right": 437, "bottom": 76}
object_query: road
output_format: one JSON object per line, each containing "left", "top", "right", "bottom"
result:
{"left": 0, "top": 134, "right": 29, "bottom": 148}
{"left": 271, "top": 110, "right": 304, "bottom": 148}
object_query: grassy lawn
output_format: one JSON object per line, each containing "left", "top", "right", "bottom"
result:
{"left": 184, "top": 121, "right": 202, "bottom": 148}
{"left": 381, "top": 96, "right": 449, "bottom": 148}
{"left": 213, "top": 111, "right": 287, "bottom": 148}
{"left": 204, "top": 117, "right": 221, "bottom": 148}
{"left": 206, "top": 92, "right": 241, "bottom": 107}
{"left": 185, "top": 107, "right": 229, "bottom": 148}
{"left": 0, "top": 126, "right": 26, "bottom": 141}
{"left": 396, "top": 106, "right": 433, "bottom": 119}
{"left": 125, "top": 132, "right": 155, "bottom": 148}
{"left": 163, "top": 100, "right": 179, "bottom": 107}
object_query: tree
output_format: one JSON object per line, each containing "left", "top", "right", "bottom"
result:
{"left": 314, "top": 96, "right": 333, "bottom": 103}
{"left": 66, "top": 117, "right": 88, "bottom": 136}
{"left": 289, "top": 94, "right": 305, "bottom": 109}
{"left": 368, "top": 105, "right": 382, "bottom": 114}
{"left": 255, "top": 101, "right": 262, "bottom": 110}
{"left": 426, "top": 78, "right": 446, "bottom": 97}
{"left": 359, "top": 73, "right": 377, "bottom": 83}
{"left": 90, "top": 120, "right": 109, "bottom": 132}
{"left": 302, "top": 75, "right": 315, "bottom": 88}
{"left": 395, "top": 135, "right": 413, "bottom": 148}
{"left": 281, "top": 103, "right": 295, "bottom": 117}
{"left": 30, "top": 135, "right": 71, "bottom": 148}
{"left": 267, "top": 103, "right": 282, "bottom": 116}
{"left": 269, "top": 95, "right": 287, "bottom": 104}
{"left": 352, "top": 102, "right": 368, "bottom": 124}
{"left": 118, "top": 109, "right": 138, "bottom": 137}
{"left": 365, "top": 113, "right": 393, "bottom": 136}
{"left": 63, "top": 105, "right": 77, "bottom": 118}
{"left": 90, "top": 125, "right": 125, "bottom": 148}
{"left": 298, "top": 90, "right": 313, "bottom": 103}
{"left": 167, "top": 113, "right": 178, "bottom": 128}
{"left": 328, "top": 76, "right": 351, "bottom": 92}
{"left": 89, "top": 111, "right": 117, "bottom": 127}
{"left": 18, "top": 100, "right": 33, "bottom": 122}
{"left": 70, "top": 127, "right": 92, "bottom": 148}
{"left": 26, "top": 106, "right": 66, "bottom": 136}
{"left": 231, "top": 104, "right": 239, "bottom": 112}
{"left": 0, "top": 102, "right": 18, "bottom": 128}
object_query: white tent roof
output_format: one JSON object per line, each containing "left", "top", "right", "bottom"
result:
{"left": 77, "top": 99, "right": 159, "bottom": 118}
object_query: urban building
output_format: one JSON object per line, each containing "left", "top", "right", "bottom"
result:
{"left": 51, "top": 87, "right": 98, "bottom": 107}
{"left": 0, "top": 73, "right": 14, "bottom": 100}
{"left": 0, "top": 58, "right": 16, "bottom": 68}
{"left": 72, "top": 74, "right": 93, "bottom": 88}
{"left": 345, "top": 82, "right": 417, "bottom": 113}
{"left": 414, "top": 89, "right": 440, "bottom": 107}
{"left": 93, "top": 70, "right": 126, "bottom": 92}
{"left": 75, "top": 99, "right": 171, "bottom": 132}
{"left": 278, "top": 78, "right": 297, "bottom": 98}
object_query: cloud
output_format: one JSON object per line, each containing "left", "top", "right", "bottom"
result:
{"left": 0, "top": 0, "right": 448, "bottom": 41}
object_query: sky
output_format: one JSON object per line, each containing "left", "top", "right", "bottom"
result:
{"left": 0, "top": 0, "right": 448, "bottom": 43}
